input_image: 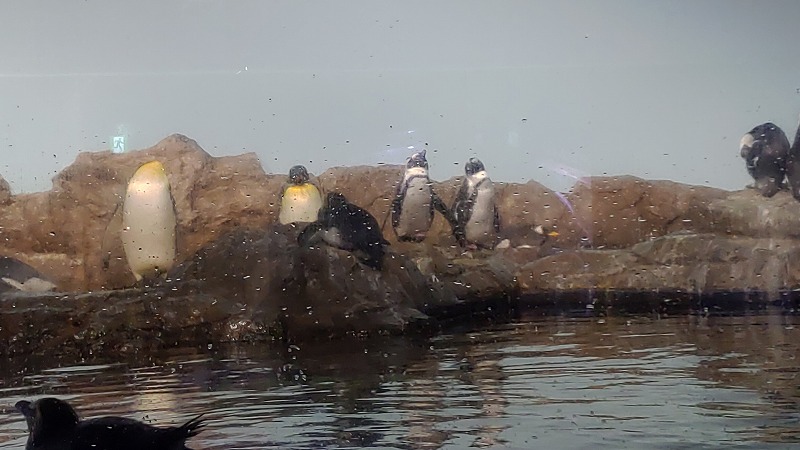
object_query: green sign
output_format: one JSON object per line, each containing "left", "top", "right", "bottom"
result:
{"left": 112, "top": 135, "right": 126, "bottom": 153}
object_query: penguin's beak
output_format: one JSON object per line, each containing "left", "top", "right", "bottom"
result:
{"left": 15, "top": 400, "right": 35, "bottom": 432}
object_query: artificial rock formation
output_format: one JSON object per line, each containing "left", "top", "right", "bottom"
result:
{"left": 2, "top": 135, "right": 800, "bottom": 354}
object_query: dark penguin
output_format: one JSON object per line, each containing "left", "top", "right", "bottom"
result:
{"left": 451, "top": 157, "right": 500, "bottom": 249}
{"left": 15, "top": 397, "right": 204, "bottom": 450}
{"left": 298, "top": 192, "right": 389, "bottom": 270}
{"left": 784, "top": 115, "right": 800, "bottom": 201}
{"left": 0, "top": 256, "right": 56, "bottom": 294}
{"left": 391, "top": 150, "right": 450, "bottom": 241}
{"left": 739, "top": 122, "right": 790, "bottom": 197}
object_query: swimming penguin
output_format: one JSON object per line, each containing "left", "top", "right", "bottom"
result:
{"left": 15, "top": 397, "right": 204, "bottom": 450}
{"left": 121, "top": 160, "right": 177, "bottom": 282}
{"left": 0, "top": 256, "right": 56, "bottom": 294}
{"left": 451, "top": 157, "right": 500, "bottom": 249}
{"left": 739, "top": 122, "right": 790, "bottom": 197}
{"left": 391, "top": 150, "right": 450, "bottom": 241}
{"left": 279, "top": 165, "right": 323, "bottom": 225}
{"left": 298, "top": 192, "right": 389, "bottom": 270}
{"left": 784, "top": 115, "right": 800, "bottom": 201}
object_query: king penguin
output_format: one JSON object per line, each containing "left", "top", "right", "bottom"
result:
{"left": 121, "top": 160, "right": 177, "bottom": 282}
{"left": 784, "top": 114, "right": 800, "bottom": 201}
{"left": 451, "top": 157, "right": 500, "bottom": 249}
{"left": 391, "top": 150, "right": 450, "bottom": 241}
{"left": 279, "top": 165, "right": 323, "bottom": 225}
{"left": 739, "top": 122, "right": 790, "bottom": 197}
{"left": 298, "top": 192, "right": 389, "bottom": 270}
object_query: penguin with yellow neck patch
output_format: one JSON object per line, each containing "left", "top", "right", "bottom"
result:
{"left": 279, "top": 165, "right": 323, "bottom": 225}
{"left": 121, "top": 160, "right": 177, "bottom": 283}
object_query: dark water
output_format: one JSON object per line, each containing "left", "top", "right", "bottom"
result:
{"left": 1, "top": 312, "right": 799, "bottom": 449}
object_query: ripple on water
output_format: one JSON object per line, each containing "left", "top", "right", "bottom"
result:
{"left": 0, "top": 315, "right": 798, "bottom": 448}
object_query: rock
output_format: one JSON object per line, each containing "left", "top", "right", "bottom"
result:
{"left": 516, "top": 232, "right": 800, "bottom": 296}
{"left": 560, "top": 176, "right": 727, "bottom": 248}
{"left": 706, "top": 189, "right": 800, "bottom": 239}
{"left": 171, "top": 225, "right": 457, "bottom": 339}
{"left": 0, "top": 175, "right": 10, "bottom": 205}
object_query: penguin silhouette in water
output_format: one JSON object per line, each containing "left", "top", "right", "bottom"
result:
{"left": 298, "top": 192, "right": 389, "bottom": 270}
{"left": 391, "top": 150, "right": 451, "bottom": 242}
{"left": 784, "top": 115, "right": 800, "bottom": 201}
{"left": 450, "top": 157, "right": 500, "bottom": 250}
{"left": 740, "top": 122, "right": 790, "bottom": 197}
{"left": 15, "top": 397, "right": 204, "bottom": 450}
{"left": 279, "top": 165, "right": 323, "bottom": 224}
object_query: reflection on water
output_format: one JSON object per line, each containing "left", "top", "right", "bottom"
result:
{"left": 1, "top": 313, "right": 799, "bottom": 449}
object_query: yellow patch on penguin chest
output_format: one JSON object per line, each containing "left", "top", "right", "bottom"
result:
{"left": 279, "top": 184, "right": 323, "bottom": 224}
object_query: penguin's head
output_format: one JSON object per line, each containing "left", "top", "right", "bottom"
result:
{"left": 465, "top": 157, "right": 486, "bottom": 176}
{"left": 325, "top": 192, "right": 348, "bottom": 210}
{"left": 406, "top": 150, "right": 428, "bottom": 170}
{"left": 16, "top": 398, "right": 79, "bottom": 441}
{"left": 288, "top": 165, "right": 310, "bottom": 185}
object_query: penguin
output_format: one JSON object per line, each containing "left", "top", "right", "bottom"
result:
{"left": 391, "top": 150, "right": 450, "bottom": 241}
{"left": 298, "top": 192, "right": 389, "bottom": 270}
{"left": 121, "top": 160, "right": 177, "bottom": 282}
{"left": 784, "top": 115, "right": 800, "bottom": 201}
{"left": 278, "top": 165, "right": 323, "bottom": 225}
{"left": 450, "top": 157, "right": 500, "bottom": 250}
{"left": 15, "top": 397, "right": 204, "bottom": 450}
{"left": 0, "top": 256, "right": 56, "bottom": 294}
{"left": 739, "top": 122, "right": 790, "bottom": 197}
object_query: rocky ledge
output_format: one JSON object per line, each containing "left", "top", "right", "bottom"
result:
{"left": 1, "top": 134, "right": 799, "bottom": 356}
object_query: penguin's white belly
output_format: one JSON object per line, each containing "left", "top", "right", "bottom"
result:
{"left": 280, "top": 184, "right": 323, "bottom": 224}
{"left": 396, "top": 179, "right": 432, "bottom": 237}
{"left": 465, "top": 184, "right": 496, "bottom": 244}
{"left": 122, "top": 180, "right": 176, "bottom": 281}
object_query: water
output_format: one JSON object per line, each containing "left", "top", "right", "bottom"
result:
{"left": 1, "top": 312, "right": 799, "bottom": 449}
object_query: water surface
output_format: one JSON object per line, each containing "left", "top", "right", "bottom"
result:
{"left": 1, "top": 312, "right": 798, "bottom": 449}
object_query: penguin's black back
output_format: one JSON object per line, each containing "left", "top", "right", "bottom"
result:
{"left": 71, "top": 415, "right": 204, "bottom": 450}
{"left": 322, "top": 193, "right": 388, "bottom": 269}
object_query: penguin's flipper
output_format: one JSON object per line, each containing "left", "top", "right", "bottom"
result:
{"left": 432, "top": 191, "right": 457, "bottom": 229}
{"left": 298, "top": 222, "right": 325, "bottom": 246}
{"left": 391, "top": 184, "right": 406, "bottom": 229}
{"left": 494, "top": 205, "right": 501, "bottom": 234}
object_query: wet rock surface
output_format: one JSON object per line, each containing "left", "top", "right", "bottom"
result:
{"left": 1, "top": 136, "right": 800, "bottom": 355}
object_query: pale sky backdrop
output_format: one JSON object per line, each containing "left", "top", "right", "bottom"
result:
{"left": 1, "top": 0, "right": 799, "bottom": 193}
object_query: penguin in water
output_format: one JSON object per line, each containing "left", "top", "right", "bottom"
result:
{"left": 391, "top": 150, "right": 450, "bottom": 241}
{"left": 784, "top": 114, "right": 800, "bottom": 201}
{"left": 15, "top": 397, "right": 204, "bottom": 450}
{"left": 740, "top": 122, "right": 790, "bottom": 197}
{"left": 0, "top": 256, "right": 56, "bottom": 294}
{"left": 121, "top": 161, "right": 177, "bottom": 283}
{"left": 279, "top": 165, "right": 323, "bottom": 225}
{"left": 298, "top": 192, "right": 389, "bottom": 270}
{"left": 450, "top": 157, "right": 500, "bottom": 250}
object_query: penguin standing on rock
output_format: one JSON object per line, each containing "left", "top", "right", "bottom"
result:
{"left": 15, "top": 397, "right": 205, "bottom": 450}
{"left": 450, "top": 157, "right": 500, "bottom": 250}
{"left": 391, "top": 150, "right": 450, "bottom": 241}
{"left": 739, "top": 122, "right": 790, "bottom": 197}
{"left": 298, "top": 192, "right": 389, "bottom": 270}
{"left": 784, "top": 115, "right": 800, "bottom": 201}
{"left": 279, "top": 165, "right": 323, "bottom": 225}
{"left": 121, "top": 160, "right": 177, "bottom": 283}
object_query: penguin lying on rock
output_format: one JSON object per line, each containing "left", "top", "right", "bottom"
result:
{"left": 298, "top": 192, "right": 390, "bottom": 270}
{"left": 0, "top": 256, "right": 56, "bottom": 294}
{"left": 15, "top": 397, "right": 204, "bottom": 450}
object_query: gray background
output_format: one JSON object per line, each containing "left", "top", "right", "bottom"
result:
{"left": 1, "top": 0, "right": 799, "bottom": 193}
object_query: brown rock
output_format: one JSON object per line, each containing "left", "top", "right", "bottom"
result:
{"left": 706, "top": 189, "right": 800, "bottom": 238}
{"left": 561, "top": 176, "right": 727, "bottom": 248}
